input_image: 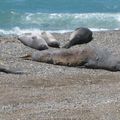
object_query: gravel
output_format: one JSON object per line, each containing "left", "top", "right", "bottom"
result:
{"left": 0, "top": 30, "right": 120, "bottom": 119}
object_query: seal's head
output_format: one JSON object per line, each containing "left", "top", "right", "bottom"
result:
{"left": 63, "top": 27, "right": 93, "bottom": 48}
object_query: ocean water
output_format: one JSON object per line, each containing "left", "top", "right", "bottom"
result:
{"left": 0, "top": 0, "right": 120, "bottom": 35}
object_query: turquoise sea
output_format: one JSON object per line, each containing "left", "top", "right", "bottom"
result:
{"left": 0, "top": 0, "right": 120, "bottom": 35}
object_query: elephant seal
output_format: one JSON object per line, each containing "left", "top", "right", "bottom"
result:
{"left": 41, "top": 31, "right": 60, "bottom": 48}
{"left": 0, "top": 66, "right": 24, "bottom": 74}
{"left": 32, "top": 48, "right": 88, "bottom": 66}
{"left": 18, "top": 33, "right": 49, "bottom": 50}
{"left": 31, "top": 47, "right": 120, "bottom": 71}
{"left": 63, "top": 27, "right": 93, "bottom": 48}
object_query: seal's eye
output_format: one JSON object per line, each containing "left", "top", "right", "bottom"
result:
{"left": 32, "top": 36, "right": 37, "bottom": 40}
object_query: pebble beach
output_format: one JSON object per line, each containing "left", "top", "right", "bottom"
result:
{"left": 0, "top": 30, "right": 120, "bottom": 119}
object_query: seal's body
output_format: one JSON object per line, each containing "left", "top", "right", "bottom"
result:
{"left": 32, "top": 47, "right": 120, "bottom": 71}
{"left": 18, "top": 33, "right": 48, "bottom": 50}
{"left": 41, "top": 31, "right": 60, "bottom": 48}
{"left": 32, "top": 48, "right": 89, "bottom": 66}
{"left": 84, "top": 48, "right": 120, "bottom": 71}
{"left": 63, "top": 27, "right": 93, "bottom": 48}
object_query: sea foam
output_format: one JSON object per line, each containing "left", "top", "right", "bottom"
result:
{"left": 0, "top": 12, "right": 120, "bottom": 35}
{"left": 0, "top": 27, "right": 110, "bottom": 36}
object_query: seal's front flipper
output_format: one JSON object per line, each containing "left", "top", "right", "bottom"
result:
{"left": 20, "top": 54, "right": 32, "bottom": 60}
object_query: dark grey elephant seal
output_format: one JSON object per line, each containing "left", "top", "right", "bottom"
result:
{"left": 31, "top": 47, "right": 120, "bottom": 71}
{"left": 41, "top": 31, "right": 60, "bottom": 48}
{"left": 63, "top": 27, "right": 93, "bottom": 48}
{"left": 0, "top": 66, "right": 24, "bottom": 74}
{"left": 18, "top": 33, "right": 48, "bottom": 50}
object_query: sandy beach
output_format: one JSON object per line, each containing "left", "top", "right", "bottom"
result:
{"left": 0, "top": 30, "right": 120, "bottom": 119}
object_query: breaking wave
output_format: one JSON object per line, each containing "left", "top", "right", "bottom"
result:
{"left": 0, "top": 12, "right": 120, "bottom": 35}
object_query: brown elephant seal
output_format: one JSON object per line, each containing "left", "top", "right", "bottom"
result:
{"left": 31, "top": 47, "right": 120, "bottom": 71}
{"left": 63, "top": 27, "right": 93, "bottom": 48}
{"left": 41, "top": 31, "right": 60, "bottom": 48}
{"left": 31, "top": 48, "right": 88, "bottom": 66}
{"left": 18, "top": 33, "right": 49, "bottom": 50}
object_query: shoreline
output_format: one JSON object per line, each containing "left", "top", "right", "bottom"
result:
{"left": 1, "top": 30, "right": 120, "bottom": 119}
{"left": 0, "top": 28, "right": 120, "bottom": 37}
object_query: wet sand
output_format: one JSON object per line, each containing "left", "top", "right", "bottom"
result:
{"left": 0, "top": 30, "right": 120, "bottom": 119}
